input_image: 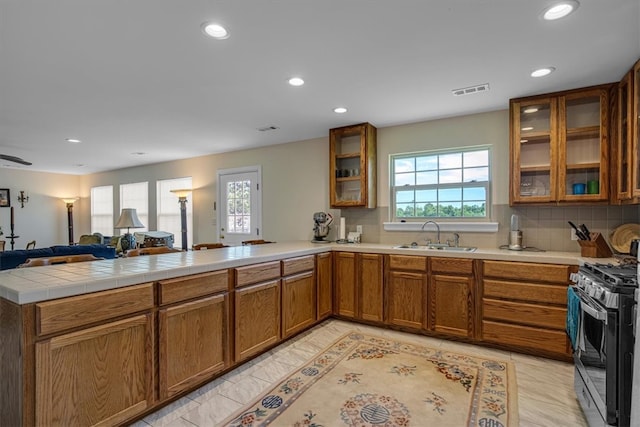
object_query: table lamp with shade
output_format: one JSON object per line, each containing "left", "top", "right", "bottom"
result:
{"left": 114, "top": 208, "right": 145, "bottom": 251}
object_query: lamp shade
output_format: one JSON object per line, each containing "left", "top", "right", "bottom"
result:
{"left": 61, "top": 197, "right": 79, "bottom": 205}
{"left": 170, "top": 188, "right": 192, "bottom": 198}
{"left": 114, "top": 208, "right": 145, "bottom": 229}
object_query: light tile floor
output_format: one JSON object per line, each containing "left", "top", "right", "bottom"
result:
{"left": 130, "top": 319, "right": 588, "bottom": 426}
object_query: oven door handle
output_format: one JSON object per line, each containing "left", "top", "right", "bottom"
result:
{"left": 573, "top": 286, "right": 608, "bottom": 322}
{"left": 579, "top": 299, "right": 607, "bottom": 321}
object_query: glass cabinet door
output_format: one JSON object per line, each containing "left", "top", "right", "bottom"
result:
{"left": 559, "top": 88, "right": 608, "bottom": 202}
{"left": 511, "top": 98, "right": 556, "bottom": 203}
{"left": 634, "top": 61, "right": 640, "bottom": 196}
{"left": 329, "top": 123, "right": 376, "bottom": 208}
{"left": 333, "top": 129, "right": 364, "bottom": 205}
{"left": 616, "top": 71, "right": 632, "bottom": 200}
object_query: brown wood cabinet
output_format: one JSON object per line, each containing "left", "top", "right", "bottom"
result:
{"left": 359, "top": 253, "right": 384, "bottom": 322}
{"left": 385, "top": 255, "right": 428, "bottom": 330}
{"left": 1, "top": 248, "right": 589, "bottom": 426}
{"left": 334, "top": 251, "right": 357, "bottom": 318}
{"left": 33, "top": 283, "right": 156, "bottom": 427}
{"left": 634, "top": 59, "right": 640, "bottom": 197}
{"left": 429, "top": 257, "right": 476, "bottom": 338}
{"left": 329, "top": 122, "right": 377, "bottom": 208}
{"left": 612, "top": 58, "right": 640, "bottom": 203}
{"left": 510, "top": 84, "right": 612, "bottom": 205}
{"left": 316, "top": 252, "right": 333, "bottom": 319}
{"left": 234, "top": 262, "right": 282, "bottom": 362}
{"left": 481, "top": 260, "right": 576, "bottom": 358}
{"left": 334, "top": 252, "right": 383, "bottom": 322}
{"left": 35, "top": 314, "right": 155, "bottom": 426}
{"left": 157, "top": 271, "right": 230, "bottom": 399}
{"left": 281, "top": 255, "right": 316, "bottom": 338}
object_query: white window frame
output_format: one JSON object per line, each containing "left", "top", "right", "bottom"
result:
{"left": 120, "top": 181, "right": 149, "bottom": 232}
{"left": 90, "top": 185, "right": 114, "bottom": 236}
{"left": 390, "top": 145, "right": 491, "bottom": 222}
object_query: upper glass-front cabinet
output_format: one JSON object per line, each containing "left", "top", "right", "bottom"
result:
{"left": 633, "top": 60, "right": 640, "bottom": 196}
{"left": 612, "top": 58, "right": 640, "bottom": 204}
{"left": 615, "top": 70, "right": 632, "bottom": 200}
{"left": 330, "top": 122, "right": 377, "bottom": 208}
{"left": 510, "top": 85, "right": 611, "bottom": 205}
{"left": 558, "top": 88, "right": 609, "bottom": 202}
{"left": 511, "top": 97, "right": 557, "bottom": 203}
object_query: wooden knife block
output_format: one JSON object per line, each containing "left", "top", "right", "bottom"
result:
{"left": 577, "top": 232, "right": 613, "bottom": 258}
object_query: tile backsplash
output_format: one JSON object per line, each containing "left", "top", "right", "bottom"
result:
{"left": 338, "top": 204, "right": 640, "bottom": 254}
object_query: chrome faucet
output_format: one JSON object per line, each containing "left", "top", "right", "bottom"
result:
{"left": 421, "top": 220, "right": 441, "bottom": 244}
{"left": 446, "top": 232, "right": 460, "bottom": 248}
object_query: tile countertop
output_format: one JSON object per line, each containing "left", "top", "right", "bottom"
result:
{"left": 0, "top": 241, "right": 606, "bottom": 305}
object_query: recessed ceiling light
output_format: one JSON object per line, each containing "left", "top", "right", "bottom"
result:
{"left": 333, "top": 107, "right": 348, "bottom": 114}
{"left": 202, "top": 22, "right": 229, "bottom": 39}
{"left": 523, "top": 107, "right": 539, "bottom": 114}
{"left": 542, "top": 1, "right": 579, "bottom": 21}
{"left": 288, "top": 77, "right": 304, "bottom": 87}
{"left": 521, "top": 126, "right": 534, "bottom": 131}
{"left": 531, "top": 67, "right": 556, "bottom": 78}
{"left": 65, "top": 138, "right": 81, "bottom": 144}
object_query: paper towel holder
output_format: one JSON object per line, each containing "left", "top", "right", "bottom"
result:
{"left": 336, "top": 217, "right": 349, "bottom": 244}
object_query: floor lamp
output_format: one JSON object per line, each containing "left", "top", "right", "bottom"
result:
{"left": 114, "top": 208, "right": 145, "bottom": 251}
{"left": 61, "top": 198, "right": 79, "bottom": 245}
{"left": 170, "top": 189, "right": 191, "bottom": 251}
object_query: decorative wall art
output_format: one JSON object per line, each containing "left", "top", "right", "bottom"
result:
{"left": 0, "top": 189, "right": 10, "bottom": 207}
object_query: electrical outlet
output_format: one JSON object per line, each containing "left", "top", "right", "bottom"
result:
{"left": 571, "top": 228, "right": 578, "bottom": 240}
{"left": 356, "top": 225, "right": 363, "bottom": 234}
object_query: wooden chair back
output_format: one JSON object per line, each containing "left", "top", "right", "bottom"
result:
{"left": 0, "top": 240, "right": 5, "bottom": 252}
{"left": 124, "top": 246, "right": 182, "bottom": 257}
{"left": 18, "top": 254, "right": 104, "bottom": 268}
{"left": 241, "top": 239, "right": 274, "bottom": 245}
{"left": 192, "top": 243, "right": 228, "bottom": 250}
{"left": 26, "top": 240, "right": 36, "bottom": 250}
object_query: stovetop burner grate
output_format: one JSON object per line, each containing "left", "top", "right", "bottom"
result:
{"left": 581, "top": 262, "right": 638, "bottom": 288}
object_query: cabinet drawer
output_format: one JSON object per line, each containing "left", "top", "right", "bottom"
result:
{"left": 483, "top": 298, "right": 566, "bottom": 330}
{"left": 235, "top": 261, "right": 281, "bottom": 287}
{"left": 483, "top": 260, "right": 571, "bottom": 283}
{"left": 431, "top": 257, "right": 473, "bottom": 274}
{"left": 482, "top": 320, "right": 569, "bottom": 355}
{"left": 159, "top": 270, "right": 229, "bottom": 305}
{"left": 36, "top": 283, "right": 154, "bottom": 336}
{"left": 388, "top": 255, "right": 427, "bottom": 271}
{"left": 483, "top": 279, "right": 567, "bottom": 305}
{"left": 282, "top": 255, "right": 315, "bottom": 276}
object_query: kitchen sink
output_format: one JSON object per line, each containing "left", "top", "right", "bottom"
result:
{"left": 392, "top": 245, "right": 476, "bottom": 252}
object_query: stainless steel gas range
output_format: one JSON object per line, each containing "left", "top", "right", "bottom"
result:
{"left": 570, "top": 262, "right": 637, "bottom": 426}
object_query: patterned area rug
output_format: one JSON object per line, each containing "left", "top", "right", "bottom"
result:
{"left": 221, "top": 331, "right": 518, "bottom": 426}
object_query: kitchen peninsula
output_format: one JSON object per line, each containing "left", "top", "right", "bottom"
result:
{"left": 0, "top": 241, "right": 585, "bottom": 426}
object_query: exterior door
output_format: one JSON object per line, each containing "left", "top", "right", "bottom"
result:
{"left": 217, "top": 167, "right": 261, "bottom": 245}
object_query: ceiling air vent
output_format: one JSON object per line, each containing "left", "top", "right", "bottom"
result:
{"left": 257, "top": 125, "right": 280, "bottom": 132}
{"left": 451, "top": 83, "right": 490, "bottom": 97}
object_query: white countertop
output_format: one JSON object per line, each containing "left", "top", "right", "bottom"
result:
{"left": 0, "top": 241, "right": 600, "bottom": 305}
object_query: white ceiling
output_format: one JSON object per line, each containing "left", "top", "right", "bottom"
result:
{"left": 1, "top": 0, "right": 639, "bottom": 175}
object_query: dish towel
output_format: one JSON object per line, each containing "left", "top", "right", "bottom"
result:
{"left": 566, "top": 286, "right": 581, "bottom": 351}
